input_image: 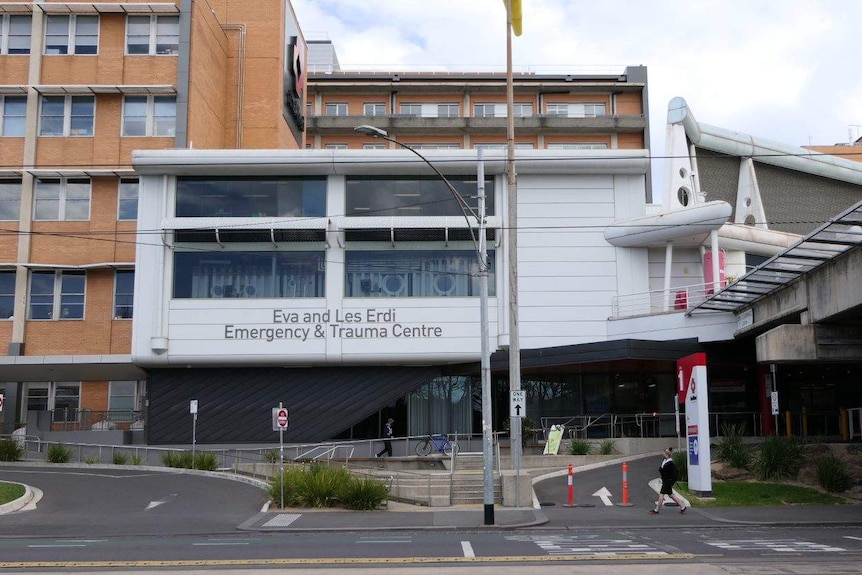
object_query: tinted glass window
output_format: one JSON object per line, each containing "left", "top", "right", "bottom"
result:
{"left": 176, "top": 177, "right": 326, "bottom": 218}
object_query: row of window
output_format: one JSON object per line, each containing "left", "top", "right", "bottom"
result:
{"left": 0, "top": 14, "right": 178, "bottom": 56}
{"left": 21, "top": 381, "right": 143, "bottom": 419}
{"left": 0, "top": 178, "right": 138, "bottom": 222}
{"left": 173, "top": 250, "right": 496, "bottom": 299}
{"left": 319, "top": 102, "right": 606, "bottom": 118}
{"left": 0, "top": 247, "right": 497, "bottom": 321}
{"left": 323, "top": 142, "right": 608, "bottom": 151}
{"left": 0, "top": 94, "right": 176, "bottom": 138}
{"left": 174, "top": 176, "right": 494, "bottom": 218}
{"left": 0, "top": 269, "right": 133, "bottom": 321}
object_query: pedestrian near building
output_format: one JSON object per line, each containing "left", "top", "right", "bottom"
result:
{"left": 651, "top": 447, "right": 687, "bottom": 514}
{"left": 376, "top": 418, "right": 395, "bottom": 458}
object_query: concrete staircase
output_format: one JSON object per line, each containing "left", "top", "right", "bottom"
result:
{"left": 450, "top": 452, "right": 502, "bottom": 505}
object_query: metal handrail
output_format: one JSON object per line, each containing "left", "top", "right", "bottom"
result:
{"left": 294, "top": 444, "right": 354, "bottom": 463}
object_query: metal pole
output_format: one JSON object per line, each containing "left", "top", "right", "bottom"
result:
{"left": 478, "top": 150, "right": 494, "bottom": 525}
{"left": 505, "top": 0, "right": 523, "bottom": 506}
{"left": 191, "top": 412, "right": 197, "bottom": 470}
{"left": 279, "top": 401, "right": 284, "bottom": 510}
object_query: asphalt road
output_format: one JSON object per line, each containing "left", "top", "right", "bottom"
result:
{"left": 0, "top": 465, "right": 267, "bottom": 537}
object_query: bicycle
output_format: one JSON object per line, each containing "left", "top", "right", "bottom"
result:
{"left": 415, "top": 434, "right": 459, "bottom": 456}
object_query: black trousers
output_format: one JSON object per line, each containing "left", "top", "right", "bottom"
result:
{"left": 377, "top": 439, "right": 392, "bottom": 457}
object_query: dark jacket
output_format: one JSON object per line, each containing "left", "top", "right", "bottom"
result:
{"left": 659, "top": 458, "right": 678, "bottom": 484}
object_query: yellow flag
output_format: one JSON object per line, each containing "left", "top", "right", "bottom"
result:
{"left": 504, "top": 0, "right": 523, "bottom": 36}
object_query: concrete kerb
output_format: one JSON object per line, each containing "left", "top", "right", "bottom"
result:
{"left": 0, "top": 481, "right": 36, "bottom": 514}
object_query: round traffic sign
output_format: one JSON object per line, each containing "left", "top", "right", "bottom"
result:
{"left": 276, "top": 409, "right": 288, "bottom": 428}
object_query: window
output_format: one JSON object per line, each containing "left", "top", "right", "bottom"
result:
{"left": 34, "top": 178, "right": 91, "bottom": 221}
{"left": 400, "top": 103, "right": 422, "bottom": 116}
{"left": 346, "top": 176, "right": 495, "bottom": 216}
{"left": 176, "top": 176, "right": 326, "bottom": 218}
{"left": 346, "top": 250, "right": 496, "bottom": 297}
{"left": 547, "top": 142, "right": 608, "bottom": 150}
{"left": 109, "top": 381, "right": 140, "bottom": 411}
{"left": 0, "top": 271, "right": 14, "bottom": 319}
{"left": 363, "top": 103, "right": 385, "bottom": 116}
{"left": 474, "top": 143, "right": 534, "bottom": 150}
{"left": 1, "top": 14, "right": 31, "bottom": 54}
{"left": 29, "top": 270, "right": 85, "bottom": 320}
{"left": 117, "top": 178, "right": 138, "bottom": 220}
{"left": 24, "top": 383, "right": 80, "bottom": 422}
{"left": 0, "top": 179, "right": 21, "bottom": 220}
{"left": 173, "top": 251, "right": 326, "bottom": 299}
{"left": 39, "top": 95, "right": 95, "bottom": 137}
{"left": 363, "top": 143, "right": 386, "bottom": 150}
{"left": 126, "top": 15, "right": 179, "bottom": 55}
{"left": 437, "top": 104, "right": 459, "bottom": 118}
{"left": 122, "top": 95, "right": 176, "bottom": 137}
{"left": 114, "top": 270, "right": 134, "bottom": 319}
{"left": 405, "top": 143, "right": 460, "bottom": 149}
{"left": 45, "top": 15, "right": 98, "bottom": 55}
{"left": 325, "top": 103, "right": 348, "bottom": 116}
{"left": 474, "top": 103, "right": 532, "bottom": 118}
{"left": 324, "top": 144, "right": 348, "bottom": 149}
{"left": 399, "top": 103, "right": 459, "bottom": 118}
{"left": 1, "top": 96, "right": 26, "bottom": 136}
{"left": 546, "top": 103, "right": 606, "bottom": 117}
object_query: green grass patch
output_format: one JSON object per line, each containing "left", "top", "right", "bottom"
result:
{"left": 676, "top": 480, "right": 845, "bottom": 507}
{"left": 0, "top": 481, "right": 25, "bottom": 505}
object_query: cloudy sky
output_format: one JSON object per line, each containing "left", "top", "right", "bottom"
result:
{"left": 291, "top": 0, "right": 862, "bottom": 193}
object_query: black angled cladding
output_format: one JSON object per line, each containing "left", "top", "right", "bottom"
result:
{"left": 145, "top": 366, "right": 439, "bottom": 444}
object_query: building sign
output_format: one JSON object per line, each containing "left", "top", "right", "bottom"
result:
{"left": 283, "top": 35, "right": 306, "bottom": 139}
{"left": 677, "top": 352, "right": 712, "bottom": 496}
{"left": 223, "top": 308, "right": 445, "bottom": 342}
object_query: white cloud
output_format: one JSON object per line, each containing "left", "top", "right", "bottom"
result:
{"left": 292, "top": 0, "right": 862, "bottom": 195}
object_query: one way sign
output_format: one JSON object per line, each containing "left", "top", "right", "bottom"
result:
{"left": 510, "top": 390, "right": 526, "bottom": 418}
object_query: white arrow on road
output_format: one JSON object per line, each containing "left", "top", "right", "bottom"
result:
{"left": 592, "top": 487, "right": 614, "bottom": 506}
{"left": 145, "top": 494, "right": 178, "bottom": 510}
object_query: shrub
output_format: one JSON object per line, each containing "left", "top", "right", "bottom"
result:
{"left": 672, "top": 449, "right": 688, "bottom": 482}
{"left": 0, "top": 439, "right": 25, "bottom": 462}
{"left": 112, "top": 452, "right": 128, "bottom": 465}
{"left": 569, "top": 438, "right": 592, "bottom": 455}
{"left": 598, "top": 439, "right": 617, "bottom": 455}
{"left": 46, "top": 443, "right": 72, "bottom": 463}
{"left": 263, "top": 448, "right": 279, "bottom": 463}
{"left": 753, "top": 436, "right": 803, "bottom": 481}
{"left": 716, "top": 423, "right": 751, "bottom": 469}
{"left": 130, "top": 453, "right": 145, "bottom": 466}
{"left": 816, "top": 450, "right": 852, "bottom": 493}
{"left": 160, "top": 450, "right": 218, "bottom": 470}
{"left": 339, "top": 475, "right": 390, "bottom": 510}
{"left": 84, "top": 456, "right": 100, "bottom": 464}
{"left": 266, "top": 464, "right": 389, "bottom": 510}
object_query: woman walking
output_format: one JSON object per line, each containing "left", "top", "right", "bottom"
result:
{"left": 650, "top": 447, "right": 687, "bottom": 514}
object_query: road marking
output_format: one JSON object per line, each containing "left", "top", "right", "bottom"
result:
{"left": 262, "top": 513, "right": 301, "bottom": 527}
{"left": 145, "top": 494, "right": 178, "bottom": 510}
{"left": 461, "top": 541, "right": 475, "bottom": 558}
{"left": 592, "top": 486, "right": 614, "bottom": 506}
{"left": 844, "top": 536, "right": 862, "bottom": 542}
{"left": 193, "top": 542, "right": 250, "bottom": 546}
{"left": 0, "top": 554, "right": 706, "bottom": 569}
{"left": 27, "top": 545, "right": 87, "bottom": 548}
{"left": 507, "top": 534, "right": 666, "bottom": 556}
{"left": 706, "top": 539, "right": 846, "bottom": 553}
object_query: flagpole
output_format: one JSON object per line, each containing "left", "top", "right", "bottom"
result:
{"left": 505, "top": 0, "right": 523, "bottom": 508}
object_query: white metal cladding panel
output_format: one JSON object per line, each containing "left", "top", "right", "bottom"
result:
{"left": 607, "top": 311, "right": 737, "bottom": 343}
{"left": 519, "top": 291, "right": 613, "bottom": 307}
{"left": 518, "top": 230, "right": 608, "bottom": 248}
{"left": 520, "top": 245, "right": 616, "bottom": 263}
{"left": 518, "top": 306, "right": 613, "bottom": 322}
{"left": 519, "top": 260, "right": 618, "bottom": 278}
{"left": 519, "top": 275, "right": 617, "bottom": 293}
{"left": 520, "top": 320, "right": 608, "bottom": 339}
{"left": 164, "top": 298, "right": 498, "bottom": 362}
{"left": 647, "top": 247, "right": 705, "bottom": 289}
{"left": 519, "top": 203, "right": 615, "bottom": 219}
{"left": 519, "top": 174, "right": 614, "bottom": 191}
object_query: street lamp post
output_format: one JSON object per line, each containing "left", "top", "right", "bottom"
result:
{"left": 355, "top": 125, "right": 495, "bottom": 525}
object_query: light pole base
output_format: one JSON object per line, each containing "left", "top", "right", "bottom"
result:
{"left": 484, "top": 503, "right": 495, "bottom": 525}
